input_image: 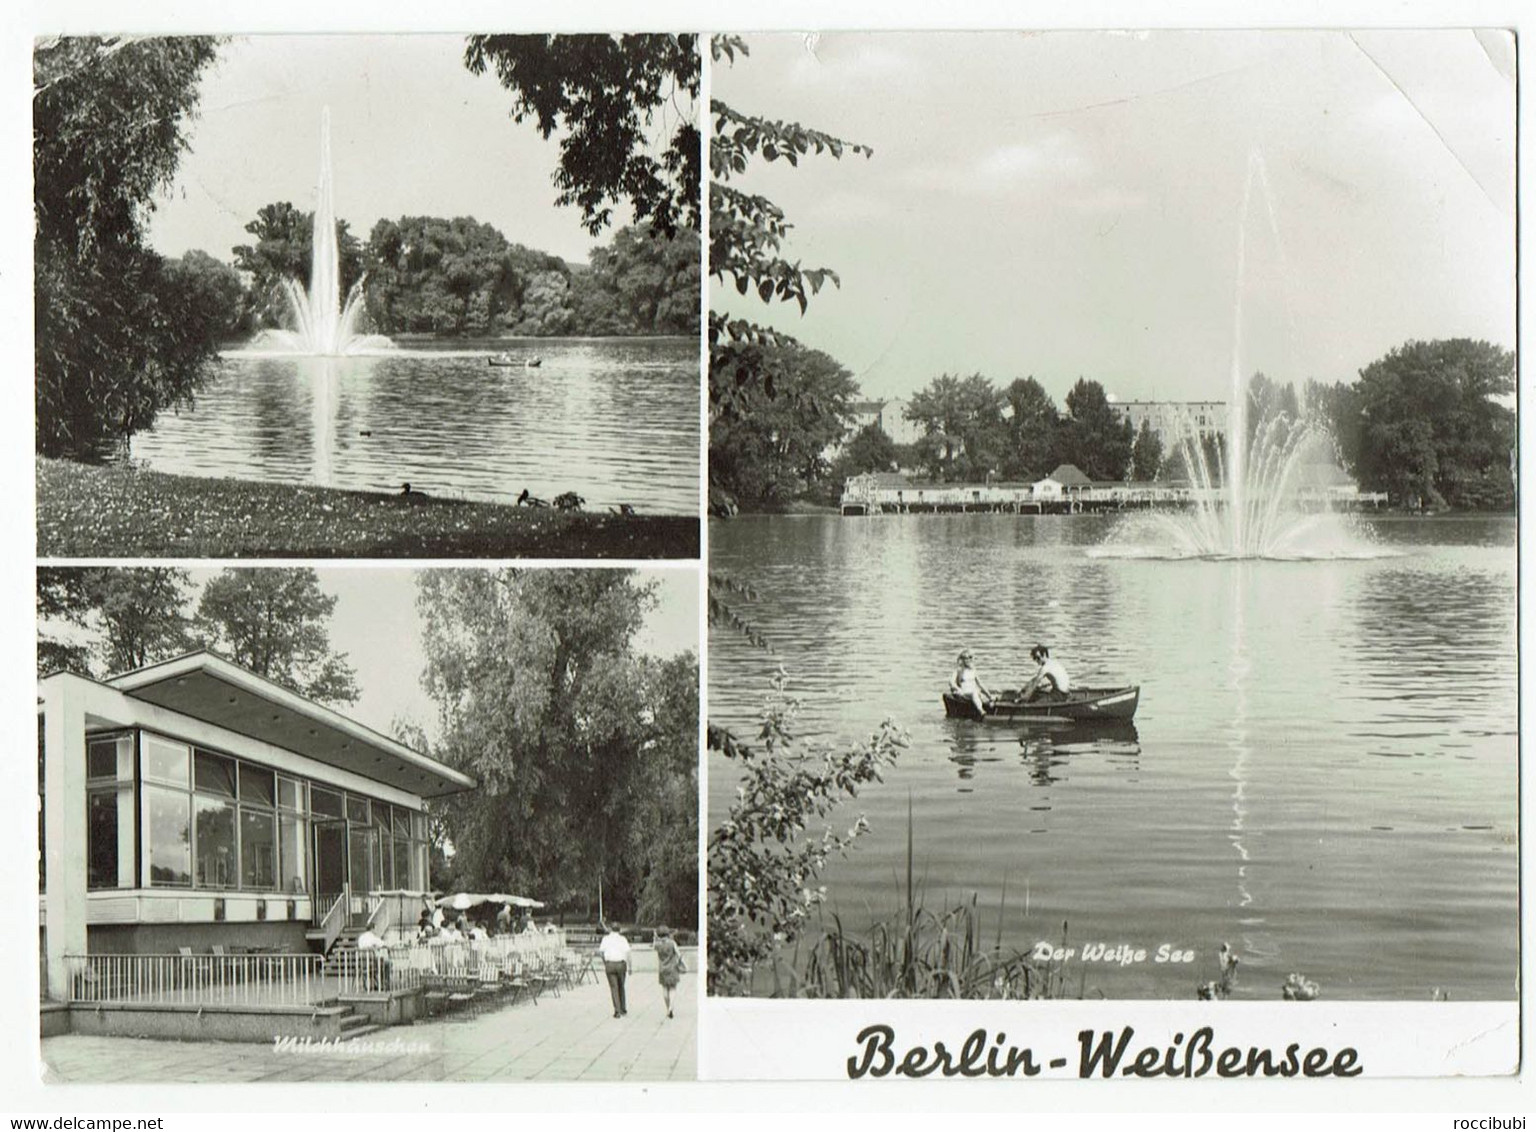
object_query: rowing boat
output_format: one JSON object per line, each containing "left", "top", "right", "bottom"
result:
{"left": 941, "top": 685, "right": 1140, "bottom": 721}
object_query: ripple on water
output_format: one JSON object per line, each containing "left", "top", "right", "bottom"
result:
{"left": 708, "top": 513, "right": 1517, "bottom": 999}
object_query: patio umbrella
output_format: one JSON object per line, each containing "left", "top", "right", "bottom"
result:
{"left": 435, "top": 892, "right": 545, "bottom": 910}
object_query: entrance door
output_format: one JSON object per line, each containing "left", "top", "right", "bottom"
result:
{"left": 312, "top": 820, "right": 347, "bottom": 920}
{"left": 347, "top": 825, "right": 376, "bottom": 926}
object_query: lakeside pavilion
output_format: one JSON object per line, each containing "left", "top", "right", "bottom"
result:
{"left": 38, "top": 650, "right": 475, "bottom": 998}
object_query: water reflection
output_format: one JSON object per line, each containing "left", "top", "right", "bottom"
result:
{"left": 708, "top": 514, "right": 1518, "bottom": 999}
{"left": 129, "top": 339, "right": 699, "bottom": 513}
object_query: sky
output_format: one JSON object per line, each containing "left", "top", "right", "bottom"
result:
{"left": 183, "top": 566, "right": 699, "bottom": 743}
{"left": 713, "top": 30, "right": 1516, "bottom": 406}
{"left": 145, "top": 34, "right": 695, "bottom": 265}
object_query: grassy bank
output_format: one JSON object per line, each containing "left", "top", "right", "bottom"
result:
{"left": 37, "top": 459, "right": 698, "bottom": 559}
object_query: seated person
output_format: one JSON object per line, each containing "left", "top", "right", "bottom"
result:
{"left": 948, "top": 649, "right": 993, "bottom": 715}
{"left": 1022, "top": 644, "right": 1071, "bottom": 701}
{"left": 356, "top": 926, "right": 390, "bottom": 990}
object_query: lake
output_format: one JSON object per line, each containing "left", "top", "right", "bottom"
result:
{"left": 130, "top": 338, "right": 698, "bottom": 514}
{"left": 707, "top": 513, "right": 1518, "bottom": 1000}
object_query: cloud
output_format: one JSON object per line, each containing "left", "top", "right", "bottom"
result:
{"left": 900, "top": 132, "right": 1089, "bottom": 196}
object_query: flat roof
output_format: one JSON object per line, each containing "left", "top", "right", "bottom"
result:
{"left": 103, "top": 651, "right": 475, "bottom": 799}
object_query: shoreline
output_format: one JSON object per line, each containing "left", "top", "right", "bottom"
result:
{"left": 37, "top": 459, "right": 698, "bottom": 559}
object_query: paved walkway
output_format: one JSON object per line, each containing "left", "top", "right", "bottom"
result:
{"left": 41, "top": 971, "right": 694, "bottom": 1083}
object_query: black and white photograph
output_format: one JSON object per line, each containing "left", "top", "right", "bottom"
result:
{"left": 37, "top": 566, "right": 699, "bottom": 1082}
{"left": 34, "top": 34, "right": 702, "bottom": 559}
{"left": 704, "top": 28, "right": 1517, "bottom": 1067}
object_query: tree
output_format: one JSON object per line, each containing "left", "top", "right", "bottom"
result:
{"left": 37, "top": 567, "right": 94, "bottom": 675}
{"left": 708, "top": 671, "right": 904, "bottom": 995}
{"left": 1304, "top": 379, "right": 1364, "bottom": 476}
{"left": 999, "top": 377, "right": 1061, "bottom": 480}
{"left": 417, "top": 570, "right": 696, "bottom": 927}
{"left": 1058, "top": 379, "right": 1134, "bottom": 481}
{"left": 362, "top": 215, "right": 567, "bottom": 336}
{"left": 904, "top": 374, "right": 1007, "bottom": 482}
{"left": 1130, "top": 419, "right": 1164, "bottom": 482}
{"left": 464, "top": 35, "right": 700, "bottom": 237}
{"left": 839, "top": 422, "right": 899, "bottom": 476}
{"left": 165, "top": 250, "right": 252, "bottom": 342}
{"left": 709, "top": 340, "right": 859, "bottom": 508}
{"left": 35, "top": 36, "right": 224, "bottom": 456}
{"left": 1246, "top": 371, "right": 1299, "bottom": 441}
{"left": 579, "top": 222, "right": 701, "bottom": 334}
{"left": 90, "top": 568, "right": 194, "bottom": 673}
{"left": 194, "top": 569, "right": 359, "bottom": 705}
{"left": 233, "top": 201, "right": 365, "bottom": 328}
{"left": 37, "top": 567, "right": 194, "bottom": 677}
{"left": 708, "top": 36, "right": 873, "bottom": 508}
{"left": 1352, "top": 339, "right": 1515, "bottom": 509}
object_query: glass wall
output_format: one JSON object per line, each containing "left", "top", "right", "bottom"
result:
{"left": 133, "top": 728, "right": 428, "bottom": 896}
{"left": 85, "top": 733, "right": 134, "bottom": 889}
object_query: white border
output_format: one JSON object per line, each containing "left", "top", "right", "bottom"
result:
{"left": 3, "top": 0, "right": 1528, "bottom": 1119}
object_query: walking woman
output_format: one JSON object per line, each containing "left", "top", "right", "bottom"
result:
{"left": 654, "top": 926, "right": 685, "bottom": 1019}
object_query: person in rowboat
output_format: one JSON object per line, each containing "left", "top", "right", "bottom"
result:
{"left": 949, "top": 649, "right": 993, "bottom": 715}
{"left": 1022, "top": 644, "right": 1071, "bottom": 701}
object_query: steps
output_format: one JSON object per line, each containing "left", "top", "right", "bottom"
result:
{"left": 320, "top": 928, "right": 367, "bottom": 979}
{"left": 337, "top": 1011, "right": 384, "bottom": 1043}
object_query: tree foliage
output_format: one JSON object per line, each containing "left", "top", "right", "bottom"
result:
{"left": 417, "top": 570, "right": 697, "bottom": 927}
{"left": 165, "top": 250, "right": 253, "bottom": 342}
{"left": 707, "top": 671, "right": 904, "bottom": 995}
{"left": 89, "top": 568, "right": 194, "bottom": 673}
{"left": 37, "top": 567, "right": 95, "bottom": 675}
{"left": 1058, "top": 379, "right": 1135, "bottom": 482}
{"left": 195, "top": 569, "right": 359, "bottom": 705}
{"left": 999, "top": 378, "right": 1061, "bottom": 481}
{"left": 34, "top": 36, "right": 224, "bottom": 456}
{"left": 1303, "top": 339, "right": 1515, "bottom": 509}
{"left": 708, "top": 35, "right": 873, "bottom": 506}
{"left": 904, "top": 374, "right": 1008, "bottom": 482}
{"left": 834, "top": 422, "right": 899, "bottom": 478}
{"left": 709, "top": 340, "right": 859, "bottom": 509}
{"left": 464, "top": 34, "right": 700, "bottom": 238}
{"left": 232, "top": 201, "right": 365, "bottom": 328}
{"left": 1130, "top": 419, "right": 1164, "bottom": 482}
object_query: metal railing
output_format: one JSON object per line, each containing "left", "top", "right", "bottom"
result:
{"left": 330, "top": 931, "right": 573, "bottom": 997}
{"left": 65, "top": 953, "right": 327, "bottom": 1007}
{"left": 316, "top": 888, "right": 348, "bottom": 953}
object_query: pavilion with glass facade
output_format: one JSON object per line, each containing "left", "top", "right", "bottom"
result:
{"left": 39, "top": 651, "right": 475, "bottom": 997}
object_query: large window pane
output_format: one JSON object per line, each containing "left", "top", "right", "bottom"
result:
{"left": 194, "top": 796, "right": 237, "bottom": 888}
{"left": 87, "top": 791, "right": 117, "bottom": 889}
{"left": 240, "top": 809, "right": 276, "bottom": 889}
{"left": 278, "top": 814, "right": 308, "bottom": 894}
{"left": 277, "top": 777, "right": 305, "bottom": 812}
{"left": 348, "top": 828, "right": 372, "bottom": 895}
{"left": 144, "top": 785, "right": 191, "bottom": 886}
{"left": 391, "top": 806, "right": 408, "bottom": 836}
{"left": 142, "top": 735, "right": 189, "bottom": 787}
{"left": 194, "top": 750, "right": 236, "bottom": 797}
{"left": 346, "top": 796, "right": 370, "bottom": 825}
{"left": 87, "top": 738, "right": 119, "bottom": 781}
{"left": 310, "top": 787, "right": 343, "bottom": 818}
{"left": 239, "top": 764, "right": 275, "bottom": 807}
{"left": 392, "top": 839, "right": 410, "bottom": 892}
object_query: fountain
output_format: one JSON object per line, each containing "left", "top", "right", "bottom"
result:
{"left": 1096, "top": 152, "right": 1384, "bottom": 561}
{"left": 251, "top": 108, "right": 392, "bottom": 356}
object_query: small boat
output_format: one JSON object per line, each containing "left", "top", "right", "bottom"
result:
{"left": 488, "top": 354, "right": 542, "bottom": 368}
{"left": 942, "top": 685, "right": 1140, "bottom": 722}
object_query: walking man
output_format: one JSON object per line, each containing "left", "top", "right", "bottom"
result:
{"left": 599, "top": 922, "right": 632, "bottom": 1018}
